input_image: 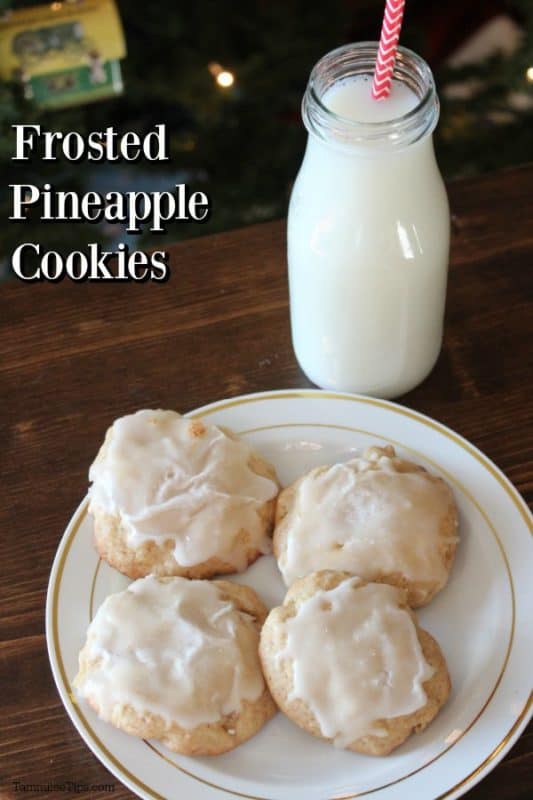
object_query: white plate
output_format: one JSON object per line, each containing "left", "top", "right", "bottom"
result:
{"left": 46, "top": 390, "right": 533, "bottom": 800}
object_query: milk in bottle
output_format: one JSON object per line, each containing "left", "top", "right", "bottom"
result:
{"left": 288, "top": 43, "right": 450, "bottom": 397}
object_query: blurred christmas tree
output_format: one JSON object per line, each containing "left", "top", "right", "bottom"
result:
{"left": 1, "top": 0, "right": 532, "bottom": 275}
{"left": 432, "top": 0, "right": 533, "bottom": 176}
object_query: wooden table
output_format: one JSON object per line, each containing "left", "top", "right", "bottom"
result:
{"left": 1, "top": 165, "right": 532, "bottom": 800}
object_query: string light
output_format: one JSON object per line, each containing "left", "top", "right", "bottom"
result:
{"left": 217, "top": 70, "right": 234, "bottom": 88}
{"left": 208, "top": 62, "right": 235, "bottom": 89}
{"left": 526, "top": 67, "right": 533, "bottom": 83}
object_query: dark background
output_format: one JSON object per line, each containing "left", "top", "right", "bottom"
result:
{"left": 1, "top": 0, "right": 532, "bottom": 275}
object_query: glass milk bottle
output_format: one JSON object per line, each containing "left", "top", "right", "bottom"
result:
{"left": 288, "top": 43, "right": 450, "bottom": 398}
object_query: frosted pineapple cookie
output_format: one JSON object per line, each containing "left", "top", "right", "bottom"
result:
{"left": 74, "top": 576, "right": 277, "bottom": 755}
{"left": 274, "top": 446, "right": 458, "bottom": 607}
{"left": 89, "top": 409, "right": 279, "bottom": 578}
{"left": 260, "top": 571, "right": 451, "bottom": 755}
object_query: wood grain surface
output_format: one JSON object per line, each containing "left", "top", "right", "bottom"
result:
{"left": 1, "top": 164, "right": 532, "bottom": 800}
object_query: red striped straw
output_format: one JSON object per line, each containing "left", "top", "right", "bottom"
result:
{"left": 372, "top": 0, "right": 406, "bottom": 100}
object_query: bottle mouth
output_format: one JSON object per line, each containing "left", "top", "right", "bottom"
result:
{"left": 303, "top": 42, "right": 439, "bottom": 150}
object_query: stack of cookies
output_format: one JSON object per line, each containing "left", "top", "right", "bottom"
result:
{"left": 74, "top": 409, "right": 459, "bottom": 758}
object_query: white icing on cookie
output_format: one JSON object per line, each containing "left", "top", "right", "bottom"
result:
{"left": 89, "top": 409, "right": 278, "bottom": 569}
{"left": 279, "top": 578, "right": 434, "bottom": 747}
{"left": 278, "top": 447, "right": 457, "bottom": 587}
{"left": 74, "top": 576, "right": 265, "bottom": 728}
